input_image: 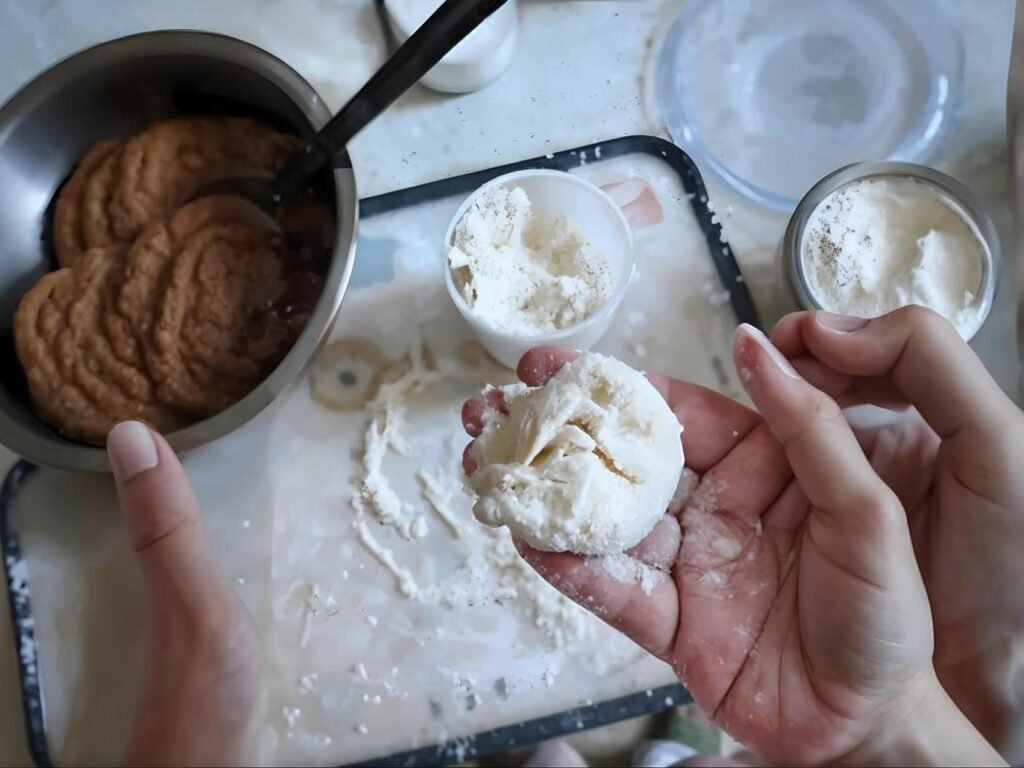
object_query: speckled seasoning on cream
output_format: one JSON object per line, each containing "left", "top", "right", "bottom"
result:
{"left": 801, "top": 177, "right": 987, "bottom": 338}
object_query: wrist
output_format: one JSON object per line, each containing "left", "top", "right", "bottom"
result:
{"left": 839, "top": 672, "right": 1006, "bottom": 767}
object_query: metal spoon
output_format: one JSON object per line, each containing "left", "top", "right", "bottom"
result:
{"left": 196, "top": 0, "right": 509, "bottom": 212}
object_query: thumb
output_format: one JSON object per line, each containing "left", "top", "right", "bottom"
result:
{"left": 779, "top": 307, "right": 1015, "bottom": 439}
{"left": 107, "top": 421, "right": 219, "bottom": 615}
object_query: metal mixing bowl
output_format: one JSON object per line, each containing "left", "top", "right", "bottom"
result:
{"left": 0, "top": 31, "right": 357, "bottom": 472}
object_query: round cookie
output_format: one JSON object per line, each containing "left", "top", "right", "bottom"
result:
{"left": 53, "top": 139, "right": 121, "bottom": 268}
{"left": 118, "top": 196, "right": 298, "bottom": 417}
{"left": 14, "top": 270, "right": 96, "bottom": 438}
{"left": 14, "top": 248, "right": 184, "bottom": 444}
{"left": 109, "top": 117, "right": 301, "bottom": 243}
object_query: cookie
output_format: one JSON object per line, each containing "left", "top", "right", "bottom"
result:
{"left": 109, "top": 117, "right": 301, "bottom": 243}
{"left": 53, "top": 139, "right": 121, "bottom": 268}
{"left": 79, "top": 146, "right": 125, "bottom": 253}
{"left": 13, "top": 247, "right": 184, "bottom": 444}
{"left": 119, "top": 196, "right": 297, "bottom": 417}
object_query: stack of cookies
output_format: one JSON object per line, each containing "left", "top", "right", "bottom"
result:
{"left": 14, "top": 117, "right": 321, "bottom": 445}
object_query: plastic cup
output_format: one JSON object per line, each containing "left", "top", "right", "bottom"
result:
{"left": 443, "top": 169, "right": 635, "bottom": 369}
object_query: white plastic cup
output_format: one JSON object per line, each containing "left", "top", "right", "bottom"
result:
{"left": 443, "top": 169, "right": 635, "bottom": 369}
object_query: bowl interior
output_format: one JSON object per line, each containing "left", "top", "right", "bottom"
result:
{"left": 0, "top": 36, "right": 343, "bottom": 465}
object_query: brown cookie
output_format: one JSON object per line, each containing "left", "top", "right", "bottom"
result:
{"left": 109, "top": 117, "right": 301, "bottom": 243}
{"left": 53, "top": 139, "right": 121, "bottom": 268}
{"left": 79, "top": 146, "right": 125, "bottom": 253}
{"left": 119, "top": 196, "right": 298, "bottom": 417}
{"left": 14, "top": 247, "right": 185, "bottom": 444}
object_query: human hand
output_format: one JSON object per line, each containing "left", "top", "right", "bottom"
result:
{"left": 772, "top": 307, "right": 1024, "bottom": 761}
{"left": 107, "top": 422, "right": 259, "bottom": 767}
{"left": 462, "top": 333, "right": 1001, "bottom": 766}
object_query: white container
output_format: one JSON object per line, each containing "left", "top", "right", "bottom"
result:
{"left": 443, "top": 169, "right": 635, "bottom": 369}
{"left": 384, "top": 0, "right": 517, "bottom": 94}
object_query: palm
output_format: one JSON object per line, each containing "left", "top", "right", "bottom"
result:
{"left": 663, "top": 417, "right": 932, "bottom": 764}
{"left": 856, "top": 417, "right": 1024, "bottom": 733}
{"left": 467, "top": 344, "right": 937, "bottom": 765}
{"left": 507, "top": 376, "right": 934, "bottom": 765}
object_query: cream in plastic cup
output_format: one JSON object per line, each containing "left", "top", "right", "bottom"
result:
{"left": 443, "top": 169, "right": 635, "bottom": 369}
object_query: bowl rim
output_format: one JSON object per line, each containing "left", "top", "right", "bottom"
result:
{"left": 0, "top": 30, "right": 358, "bottom": 472}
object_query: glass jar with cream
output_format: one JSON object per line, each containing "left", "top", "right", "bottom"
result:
{"left": 778, "top": 163, "right": 999, "bottom": 341}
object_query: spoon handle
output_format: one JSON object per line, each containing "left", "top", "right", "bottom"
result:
{"left": 274, "top": 0, "right": 509, "bottom": 200}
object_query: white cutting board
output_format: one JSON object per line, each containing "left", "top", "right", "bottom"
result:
{"left": 11, "top": 150, "right": 744, "bottom": 765}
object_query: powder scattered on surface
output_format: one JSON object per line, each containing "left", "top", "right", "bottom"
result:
{"left": 353, "top": 338, "right": 442, "bottom": 538}
{"left": 801, "top": 177, "right": 987, "bottom": 338}
{"left": 448, "top": 185, "right": 613, "bottom": 335}
{"left": 596, "top": 552, "right": 666, "bottom": 596}
{"left": 417, "top": 470, "right": 464, "bottom": 537}
{"left": 356, "top": 521, "right": 421, "bottom": 599}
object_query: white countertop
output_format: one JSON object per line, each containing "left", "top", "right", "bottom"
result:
{"left": 0, "top": 0, "right": 1016, "bottom": 764}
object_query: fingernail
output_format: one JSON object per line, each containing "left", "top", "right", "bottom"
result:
{"left": 816, "top": 311, "right": 870, "bottom": 333}
{"left": 107, "top": 421, "right": 159, "bottom": 482}
{"left": 737, "top": 324, "right": 800, "bottom": 380}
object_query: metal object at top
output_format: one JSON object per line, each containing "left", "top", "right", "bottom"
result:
{"left": 778, "top": 161, "right": 1000, "bottom": 342}
{"left": 0, "top": 31, "right": 358, "bottom": 472}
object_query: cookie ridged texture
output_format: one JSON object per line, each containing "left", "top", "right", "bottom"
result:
{"left": 13, "top": 246, "right": 186, "bottom": 444}
{"left": 53, "top": 139, "right": 122, "bottom": 268}
{"left": 52, "top": 118, "right": 300, "bottom": 266}
{"left": 120, "top": 196, "right": 299, "bottom": 417}
{"left": 110, "top": 117, "right": 301, "bottom": 243}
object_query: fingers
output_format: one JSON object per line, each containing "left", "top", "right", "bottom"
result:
{"left": 772, "top": 308, "right": 1012, "bottom": 438}
{"left": 517, "top": 541, "right": 679, "bottom": 659}
{"left": 107, "top": 422, "right": 220, "bottom": 615}
{"left": 789, "top": 358, "right": 909, "bottom": 411}
{"left": 461, "top": 389, "right": 506, "bottom": 437}
{"left": 646, "top": 375, "right": 761, "bottom": 473}
{"left": 517, "top": 346, "right": 580, "bottom": 386}
{"left": 732, "top": 325, "right": 903, "bottom": 544}
{"left": 462, "top": 442, "right": 477, "bottom": 475}
{"left": 626, "top": 515, "right": 681, "bottom": 570}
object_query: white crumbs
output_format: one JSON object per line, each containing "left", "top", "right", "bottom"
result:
{"left": 597, "top": 552, "right": 666, "bottom": 596}
{"left": 356, "top": 522, "right": 421, "bottom": 599}
{"left": 298, "top": 673, "right": 319, "bottom": 694}
{"left": 447, "top": 185, "right": 613, "bottom": 334}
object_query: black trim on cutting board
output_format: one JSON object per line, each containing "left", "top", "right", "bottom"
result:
{"left": 1, "top": 460, "right": 50, "bottom": 768}
{"left": 353, "top": 683, "right": 693, "bottom": 768}
{"left": 1, "top": 135, "right": 757, "bottom": 767}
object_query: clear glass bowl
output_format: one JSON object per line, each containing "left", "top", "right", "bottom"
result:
{"left": 653, "top": 0, "right": 964, "bottom": 211}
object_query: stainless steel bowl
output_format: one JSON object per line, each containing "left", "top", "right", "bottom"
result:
{"left": 0, "top": 31, "right": 357, "bottom": 472}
